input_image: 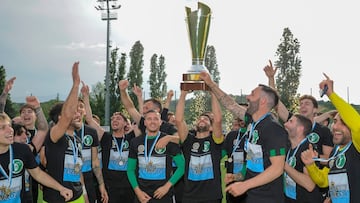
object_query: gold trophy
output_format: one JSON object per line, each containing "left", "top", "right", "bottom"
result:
{"left": 181, "top": 2, "right": 211, "bottom": 91}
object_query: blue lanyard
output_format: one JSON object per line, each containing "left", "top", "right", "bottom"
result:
{"left": 286, "top": 138, "right": 307, "bottom": 163}
{"left": 313, "top": 141, "right": 352, "bottom": 162}
{"left": 80, "top": 123, "right": 84, "bottom": 147}
{"left": 247, "top": 112, "right": 271, "bottom": 143}
{"left": 230, "top": 129, "right": 246, "bottom": 158}
{"left": 144, "top": 132, "right": 160, "bottom": 163}
{"left": 66, "top": 132, "right": 79, "bottom": 164}
{"left": 112, "top": 135, "right": 125, "bottom": 157}
{"left": 0, "top": 145, "right": 13, "bottom": 187}
{"left": 311, "top": 122, "right": 316, "bottom": 131}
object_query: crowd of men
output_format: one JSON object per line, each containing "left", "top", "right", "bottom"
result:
{"left": 0, "top": 60, "right": 359, "bottom": 203}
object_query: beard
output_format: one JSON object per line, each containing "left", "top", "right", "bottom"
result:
{"left": 246, "top": 99, "right": 260, "bottom": 115}
{"left": 196, "top": 125, "right": 210, "bottom": 133}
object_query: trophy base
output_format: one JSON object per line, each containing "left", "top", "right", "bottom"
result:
{"left": 181, "top": 81, "right": 210, "bottom": 91}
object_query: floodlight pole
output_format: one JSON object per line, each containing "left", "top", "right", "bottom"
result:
{"left": 95, "top": 0, "right": 121, "bottom": 126}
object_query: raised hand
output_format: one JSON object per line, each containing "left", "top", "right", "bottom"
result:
{"left": 72, "top": 62, "right": 80, "bottom": 86}
{"left": 118, "top": 80, "right": 129, "bottom": 91}
{"left": 301, "top": 144, "right": 319, "bottom": 166}
{"left": 3, "top": 77, "right": 16, "bottom": 94}
{"left": 25, "top": 96, "right": 40, "bottom": 108}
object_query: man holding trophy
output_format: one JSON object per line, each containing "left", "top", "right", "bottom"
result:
{"left": 177, "top": 3, "right": 225, "bottom": 203}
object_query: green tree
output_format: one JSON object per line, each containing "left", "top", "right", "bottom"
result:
{"left": 188, "top": 92, "right": 206, "bottom": 125}
{"left": 274, "top": 27, "right": 302, "bottom": 111}
{"left": 0, "top": 66, "right": 16, "bottom": 117}
{"left": 188, "top": 45, "right": 221, "bottom": 124}
{"left": 117, "top": 52, "right": 127, "bottom": 112}
{"left": 127, "top": 41, "right": 144, "bottom": 108}
{"left": 109, "top": 48, "right": 120, "bottom": 116}
{"left": 148, "top": 54, "right": 167, "bottom": 100}
{"left": 89, "top": 82, "right": 105, "bottom": 125}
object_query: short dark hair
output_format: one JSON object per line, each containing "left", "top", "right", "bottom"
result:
{"left": 259, "top": 84, "right": 279, "bottom": 109}
{"left": 49, "top": 102, "right": 64, "bottom": 124}
{"left": 19, "top": 104, "right": 35, "bottom": 114}
{"left": 144, "top": 98, "right": 163, "bottom": 113}
{"left": 293, "top": 114, "right": 312, "bottom": 136}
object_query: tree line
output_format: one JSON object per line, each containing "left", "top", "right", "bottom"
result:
{"left": 3, "top": 28, "right": 351, "bottom": 132}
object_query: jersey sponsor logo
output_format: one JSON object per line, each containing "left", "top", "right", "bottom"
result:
{"left": 138, "top": 145, "right": 145, "bottom": 154}
{"left": 191, "top": 142, "right": 200, "bottom": 152}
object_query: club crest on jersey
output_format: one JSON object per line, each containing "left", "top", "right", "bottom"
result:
{"left": 83, "top": 135, "right": 93, "bottom": 146}
{"left": 307, "top": 133, "right": 320, "bottom": 144}
{"left": 155, "top": 147, "right": 166, "bottom": 154}
{"left": 335, "top": 154, "right": 346, "bottom": 169}
{"left": 12, "top": 159, "right": 24, "bottom": 174}
{"left": 251, "top": 130, "right": 259, "bottom": 144}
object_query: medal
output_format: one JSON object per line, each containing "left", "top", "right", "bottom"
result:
{"left": 0, "top": 186, "right": 11, "bottom": 200}
{"left": 227, "top": 157, "right": 233, "bottom": 163}
{"left": 74, "top": 163, "right": 81, "bottom": 173}
{"left": 146, "top": 161, "right": 155, "bottom": 172}
{"left": 0, "top": 145, "right": 13, "bottom": 200}
{"left": 119, "top": 157, "right": 124, "bottom": 166}
{"left": 233, "top": 173, "right": 244, "bottom": 181}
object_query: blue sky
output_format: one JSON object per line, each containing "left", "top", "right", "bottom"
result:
{"left": 1, "top": 0, "right": 360, "bottom": 105}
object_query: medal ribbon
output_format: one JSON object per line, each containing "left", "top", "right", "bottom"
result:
{"left": 312, "top": 141, "right": 352, "bottom": 162}
{"left": 245, "top": 112, "right": 271, "bottom": 151}
{"left": 144, "top": 132, "right": 160, "bottom": 163}
{"left": 230, "top": 129, "right": 246, "bottom": 159}
{"left": 66, "top": 132, "right": 79, "bottom": 165}
{"left": 0, "top": 145, "right": 13, "bottom": 187}
{"left": 286, "top": 138, "right": 307, "bottom": 165}
{"left": 112, "top": 135, "right": 125, "bottom": 157}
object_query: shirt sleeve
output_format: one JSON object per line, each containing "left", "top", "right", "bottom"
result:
{"left": 305, "top": 162, "right": 330, "bottom": 188}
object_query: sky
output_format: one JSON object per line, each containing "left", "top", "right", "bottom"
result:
{"left": 1, "top": 0, "right": 360, "bottom": 105}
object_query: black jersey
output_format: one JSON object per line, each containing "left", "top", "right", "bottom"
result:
{"left": 43, "top": 132, "right": 83, "bottom": 202}
{"left": 181, "top": 133, "right": 223, "bottom": 202}
{"left": 0, "top": 143, "right": 37, "bottom": 202}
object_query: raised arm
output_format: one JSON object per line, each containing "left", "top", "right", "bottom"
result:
{"left": 199, "top": 71, "right": 247, "bottom": 120}
{"left": 263, "top": 60, "right": 289, "bottom": 122}
{"left": 210, "top": 92, "right": 224, "bottom": 143}
{"left": 321, "top": 73, "right": 360, "bottom": 152}
{"left": 175, "top": 90, "right": 189, "bottom": 143}
{"left": 81, "top": 82, "right": 105, "bottom": 141}
{"left": 161, "top": 90, "right": 174, "bottom": 121}
{"left": 118, "top": 80, "right": 142, "bottom": 124}
{"left": 26, "top": 96, "right": 48, "bottom": 152}
{"left": 50, "top": 62, "right": 81, "bottom": 143}
{"left": 0, "top": 77, "right": 16, "bottom": 113}
{"left": 132, "top": 83, "right": 144, "bottom": 115}
{"left": 314, "top": 109, "right": 337, "bottom": 124}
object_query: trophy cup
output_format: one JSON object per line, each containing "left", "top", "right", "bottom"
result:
{"left": 181, "top": 2, "right": 212, "bottom": 91}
